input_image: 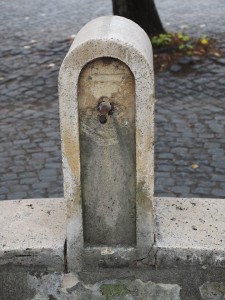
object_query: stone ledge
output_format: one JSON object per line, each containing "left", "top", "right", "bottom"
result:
{"left": 0, "top": 198, "right": 66, "bottom": 270}
{"left": 156, "top": 247, "right": 225, "bottom": 267}
{"left": 155, "top": 197, "right": 225, "bottom": 266}
{"left": 1, "top": 196, "right": 225, "bottom": 270}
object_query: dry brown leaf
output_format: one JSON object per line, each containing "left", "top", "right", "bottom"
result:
{"left": 191, "top": 164, "right": 199, "bottom": 169}
{"left": 213, "top": 52, "right": 221, "bottom": 57}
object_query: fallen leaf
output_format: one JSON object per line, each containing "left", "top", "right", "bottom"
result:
{"left": 47, "top": 63, "right": 55, "bottom": 68}
{"left": 191, "top": 164, "right": 199, "bottom": 169}
{"left": 201, "top": 38, "right": 208, "bottom": 45}
{"left": 193, "top": 51, "right": 202, "bottom": 56}
{"left": 213, "top": 52, "right": 221, "bottom": 57}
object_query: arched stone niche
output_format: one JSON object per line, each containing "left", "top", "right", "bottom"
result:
{"left": 59, "top": 16, "right": 155, "bottom": 270}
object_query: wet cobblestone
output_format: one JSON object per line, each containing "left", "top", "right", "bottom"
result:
{"left": 155, "top": 56, "right": 225, "bottom": 198}
{"left": 0, "top": 39, "right": 66, "bottom": 199}
{"left": 0, "top": 0, "right": 225, "bottom": 200}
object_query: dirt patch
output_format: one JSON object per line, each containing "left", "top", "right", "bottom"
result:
{"left": 152, "top": 34, "right": 225, "bottom": 74}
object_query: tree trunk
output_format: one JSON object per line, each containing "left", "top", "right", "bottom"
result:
{"left": 112, "top": 0, "right": 165, "bottom": 37}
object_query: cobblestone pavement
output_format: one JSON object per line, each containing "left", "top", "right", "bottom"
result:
{"left": 0, "top": 0, "right": 225, "bottom": 200}
{"left": 155, "top": 52, "right": 225, "bottom": 198}
{"left": 156, "top": 0, "right": 225, "bottom": 37}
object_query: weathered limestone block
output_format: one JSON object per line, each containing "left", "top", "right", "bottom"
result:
{"left": 59, "top": 16, "right": 155, "bottom": 270}
{"left": 200, "top": 282, "right": 225, "bottom": 300}
{"left": 155, "top": 197, "right": 225, "bottom": 267}
{"left": 0, "top": 198, "right": 66, "bottom": 269}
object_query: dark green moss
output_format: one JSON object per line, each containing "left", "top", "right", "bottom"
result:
{"left": 100, "top": 283, "right": 129, "bottom": 299}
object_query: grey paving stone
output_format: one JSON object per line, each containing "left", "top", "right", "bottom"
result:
{"left": 155, "top": 178, "right": 175, "bottom": 186}
{"left": 177, "top": 56, "right": 192, "bottom": 65}
{"left": 32, "top": 182, "right": 52, "bottom": 189}
{"left": 2, "top": 174, "right": 17, "bottom": 181}
{"left": 9, "top": 184, "right": 30, "bottom": 192}
{"left": 192, "top": 187, "right": 212, "bottom": 195}
{"left": 0, "top": 187, "right": 9, "bottom": 194}
{"left": 172, "top": 186, "right": 190, "bottom": 195}
{"left": 19, "top": 177, "right": 37, "bottom": 185}
{"left": 211, "top": 189, "right": 225, "bottom": 197}
{"left": 211, "top": 174, "right": 225, "bottom": 182}
{"left": 170, "top": 64, "right": 182, "bottom": 73}
{"left": 18, "top": 172, "right": 37, "bottom": 178}
{"left": 158, "top": 165, "right": 176, "bottom": 172}
{"left": 38, "top": 170, "right": 58, "bottom": 179}
{"left": 7, "top": 192, "right": 28, "bottom": 199}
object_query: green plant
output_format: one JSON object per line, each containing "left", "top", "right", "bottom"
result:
{"left": 151, "top": 33, "right": 173, "bottom": 47}
{"left": 176, "top": 32, "right": 190, "bottom": 42}
{"left": 152, "top": 32, "right": 210, "bottom": 47}
{"left": 200, "top": 34, "right": 209, "bottom": 45}
{"left": 151, "top": 32, "right": 192, "bottom": 48}
{"left": 151, "top": 32, "right": 195, "bottom": 54}
{"left": 100, "top": 284, "right": 129, "bottom": 300}
{"left": 178, "top": 44, "right": 193, "bottom": 51}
